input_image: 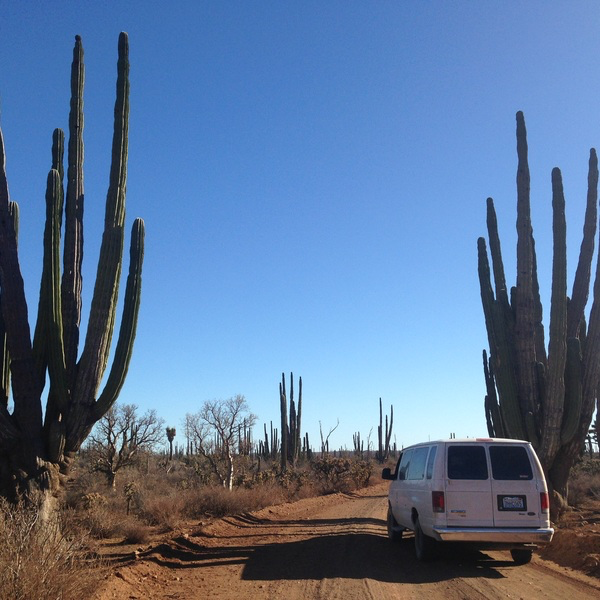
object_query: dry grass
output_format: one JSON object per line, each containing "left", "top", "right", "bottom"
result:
{"left": 175, "top": 483, "right": 285, "bottom": 519}
{"left": 0, "top": 496, "right": 104, "bottom": 600}
{"left": 60, "top": 454, "right": 383, "bottom": 541}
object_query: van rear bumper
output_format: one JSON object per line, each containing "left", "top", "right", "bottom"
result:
{"left": 432, "top": 527, "right": 554, "bottom": 544}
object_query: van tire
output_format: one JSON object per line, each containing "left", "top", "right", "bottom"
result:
{"left": 387, "top": 506, "right": 403, "bottom": 542}
{"left": 414, "top": 517, "right": 437, "bottom": 561}
{"left": 510, "top": 548, "right": 533, "bottom": 565}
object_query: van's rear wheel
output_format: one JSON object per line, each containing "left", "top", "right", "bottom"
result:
{"left": 510, "top": 548, "right": 533, "bottom": 565}
{"left": 414, "top": 517, "right": 437, "bottom": 561}
{"left": 387, "top": 506, "right": 403, "bottom": 542}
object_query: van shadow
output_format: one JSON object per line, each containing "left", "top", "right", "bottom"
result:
{"left": 129, "top": 516, "right": 516, "bottom": 584}
{"left": 241, "top": 532, "right": 512, "bottom": 583}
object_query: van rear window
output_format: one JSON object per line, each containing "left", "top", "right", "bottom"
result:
{"left": 447, "top": 446, "right": 488, "bottom": 480}
{"left": 489, "top": 446, "right": 533, "bottom": 480}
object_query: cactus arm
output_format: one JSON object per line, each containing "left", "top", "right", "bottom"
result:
{"left": 571, "top": 152, "right": 600, "bottom": 451}
{"left": 297, "top": 375, "right": 302, "bottom": 460}
{"left": 478, "top": 235, "right": 525, "bottom": 439}
{"left": 33, "top": 130, "right": 65, "bottom": 393}
{"left": 385, "top": 404, "right": 393, "bottom": 456}
{"left": 44, "top": 169, "right": 69, "bottom": 412}
{"left": 289, "top": 372, "right": 296, "bottom": 460}
{"left": 568, "top": 149, "right": 598, "bottom": 338}
{"left": 279, "top": 374, "right": 287, "bottom": 471}
{"left": 539, "top": 168, "right": 568, "bottom": 467}
{"left": 483, "top": 350, "right": 504, "bottom": 437}
{"left": 0, "top": 309, "right": 8, "bottom": 409}
{"left": 40, "top": 165, "right": 70, "bottom": 462}
{"left": 94, "top": 218, "right": 144, "bottom": 420}
{"left": 0, "top": 127, "right": 43, "bottom": 440}
{"left": 62, "top": 35, "right": 85, "bottom": 390}
{"left": 580, "top": 242, "right": 600, "bottom": 430}
{"left": 76, "top": 32, "right": 129, "bottom": 402}
{"left": 561, "top": 337, "right": 583, "bottom": 444}
{"left": 514, "top": 111, "right": 542, "bottom": 418}
{"left": 0, "top": 202, "right": 18, "bottom": 410}
{"left": 377, "top": 397, "right": 383, "bottom": 461}
{"left": 486, "top": 197, "right": 510, "bottom": 312}
{"left": 478, "top": 237, "right": 497, "bottom": 352}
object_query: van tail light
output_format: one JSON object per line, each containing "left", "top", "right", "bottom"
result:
{"left": 432, "top": 491, "right": 445, "bottom": 513}
{"left": 540, "top": 491, "right": 550, "bottom": 513}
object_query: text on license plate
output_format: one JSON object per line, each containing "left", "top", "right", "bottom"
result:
{"left": 498, "top": 495, "right": 526, "bottom": 511}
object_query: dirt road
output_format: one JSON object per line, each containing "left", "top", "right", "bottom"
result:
{"left": 97, "top": 483, "right": 600, "bottom": 599}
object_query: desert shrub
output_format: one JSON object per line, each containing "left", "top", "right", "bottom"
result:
{"left": 568, "top": 458, "right": 600, "bottom": 506}
{"left": 277, "top": 467, "right": 314, "bottom": 497}
{"left": 0, "top": 496, "right": 103, "bottom": 600}
{"left": 138, "top": 489, "right": 186, "bottom": 531}
{"left": 180, "top": 483, "right": 285, "bottom": 518}
{"left": 73, "top": 491, "right": 126, "bottom": 539}
{"left": 310, "top": 457, "right": 372, "bottom": 494}
{"left": 62, "top": 451, "right": 380, "bottom": 540}
{"left": 117, "top": 518, "right": 152, "bottom": 544}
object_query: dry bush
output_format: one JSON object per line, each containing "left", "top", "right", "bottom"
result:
{"left": 117, "top": 518, "right": 152, "bottom": 544}
{"left": 0, "top": 496, "right": 104, "bottom": 600}
{"left": 138, "top": 490, "right": 186, "bottom": 531}
{"left": 309, "top": 457, "right": 373, "bottom": 494}
{"left": 64, "top": 452, "right": 381, "bottom": 538}
{"left": 568, "top": 458, "right": 600, "bottom": 506}
{"left": 181, "top": 483, "right": 285, "bottom": 518}
{"left": 73, "top": 491, "right": 126, "bottom": 539}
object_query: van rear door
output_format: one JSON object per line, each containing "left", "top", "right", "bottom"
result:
{"left": 488, "top": 444, "right": 542, "bottom": 527}
{"left": 445, "top": 444, "right": 494, "bottom": 527}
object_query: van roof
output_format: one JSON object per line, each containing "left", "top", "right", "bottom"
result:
{"left": 403, "top": 437, "right": 531, "bottom": 448}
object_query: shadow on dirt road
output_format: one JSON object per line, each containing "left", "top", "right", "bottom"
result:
{"left": 240, "top": 532, "right": 513, "bottom": 584}
{"left": 135, "top": 528, "right": 517, "bottom": 584}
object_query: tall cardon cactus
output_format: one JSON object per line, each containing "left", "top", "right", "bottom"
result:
{"left": 0, "top": 33, "right": 144, "bottom": 504}
{"left": 279, "top": 372, "right": 302, "bottom": 472}
{"left": 376, "top": 398, "right": 393, "bottom": 463}
{"left": 478, "top": 111, "right": 600, "bottom": 502}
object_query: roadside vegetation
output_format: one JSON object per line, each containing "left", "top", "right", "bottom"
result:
{"left": 1, "top": 401, "right": 599, "bottom": 598}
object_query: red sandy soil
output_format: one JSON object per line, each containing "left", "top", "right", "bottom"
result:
{"left": 93, "top": 482, "right": 600, "bottom": 600}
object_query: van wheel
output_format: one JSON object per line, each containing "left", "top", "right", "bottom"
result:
{"left": 510, "top": 548, "right": 533, "bottom": 565}
{"left": 387, "top": 506, "right": 403, "bottom": 542}
{"left": 414, "top": 517, "right": 437, "bottom": 561}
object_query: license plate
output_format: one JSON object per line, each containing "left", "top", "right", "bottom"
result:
{"left": 498, "top": 495, "right": 526, "bottom": 511}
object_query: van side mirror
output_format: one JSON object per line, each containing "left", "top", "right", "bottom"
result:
{"left": 381, "top": 467, "right": 393, "bottom": 480}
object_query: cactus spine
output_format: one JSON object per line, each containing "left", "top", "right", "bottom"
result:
{"left": 479, "top": 111, "right": 600, "bottom": 499}
{"left": 0, "top": 33, "right": 144, "bottom": 499}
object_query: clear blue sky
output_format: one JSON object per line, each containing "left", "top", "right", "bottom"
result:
{"left": 1, "top": 2, "right": 599, "bottom": 452}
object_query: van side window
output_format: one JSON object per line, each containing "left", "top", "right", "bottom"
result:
{"left": 447, "top": 445, "right": 488, "bottom": 480}
{"left": 407, "top": 447, "right": 429, "bottom": 480}
{"left": 489, "top": 446, "right": 533, "bottom": 480}
{"left": 398, "top": 449, "right": 413, "bottom": 480}
{"left": 426, "top": 445, "right": 437, "bottom": 479}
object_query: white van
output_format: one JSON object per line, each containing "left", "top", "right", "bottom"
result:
{"left": 381, "top": 438, "right": 554, "bottom": 563}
